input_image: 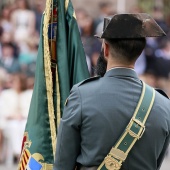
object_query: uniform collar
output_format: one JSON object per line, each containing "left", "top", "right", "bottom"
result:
{"left": 104, "top": 67, "right": 139, "bottom": 79}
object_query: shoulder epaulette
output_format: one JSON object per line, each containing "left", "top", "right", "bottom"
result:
{"left": 156, "top": 89, "right": 169, "bottom": 99}
{"left": 78, "top": 76, "right": 100, "bottom": 87}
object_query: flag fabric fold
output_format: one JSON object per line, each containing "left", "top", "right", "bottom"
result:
{"left": 18, "top": 0, "right": 89, "bottom": 169}
{"left": 57, "top": 0, "right": 90, "bottom": 118}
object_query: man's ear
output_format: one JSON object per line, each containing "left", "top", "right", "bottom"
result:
{"left": 104, "top": 42, "right": 109, "bottom": 60}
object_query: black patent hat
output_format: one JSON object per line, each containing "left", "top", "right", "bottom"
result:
{"left": 95, "top": 13, "right": 166, "bottom": 39}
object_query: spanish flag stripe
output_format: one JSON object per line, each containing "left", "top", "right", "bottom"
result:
{"left": 22, "top": 161, "right": 25, "bottom": 170}
{"left": 25, "top": 150, "right": 30, "bottom": 159}
{"left": 23, "top": 153, "right": 29, "bottom": 163}
{"left": 22, "top": 155, "right": 27, "bottom": 168}
{"left": 22, "top": 161, "right": 26, "bottom": 169}
{"left": 19, "top": 156, "right": 24, "bottom": 170}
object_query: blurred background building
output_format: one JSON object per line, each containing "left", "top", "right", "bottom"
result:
{"left": 0, "top": 0, "right": 170, "bottom": 169}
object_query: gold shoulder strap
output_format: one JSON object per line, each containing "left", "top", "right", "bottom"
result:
{"left": 98, "top": 82, "right": 155, "bottom": 170}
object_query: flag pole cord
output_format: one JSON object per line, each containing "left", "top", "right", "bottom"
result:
{"left": 43, "top": 0, "right": 57, "bottom": 159}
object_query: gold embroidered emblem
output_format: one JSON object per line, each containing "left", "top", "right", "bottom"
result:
{"left": 104, "top": 155, "right": 122, "bottom": 170}
{"left": 18, "top": 132, "right": 54, "bottom": 170}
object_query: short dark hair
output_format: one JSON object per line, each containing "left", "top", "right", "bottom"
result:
{"left": 105, "top": 38, "right": 146, "bottom": 63}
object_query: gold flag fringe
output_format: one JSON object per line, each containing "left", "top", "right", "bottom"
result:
{"left": 43, "top": 0, "right": 57, "bottom": 159}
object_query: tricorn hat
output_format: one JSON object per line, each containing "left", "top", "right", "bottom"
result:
{"left": 95, "top": 13, "right": 166, "bottom": 39}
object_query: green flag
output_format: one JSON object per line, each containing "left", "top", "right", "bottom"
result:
{"left": 56, "top": 0, "right": 90, "bottom": 126}
{"left": 18, "top": 0, "right": 89, "bottom": 169}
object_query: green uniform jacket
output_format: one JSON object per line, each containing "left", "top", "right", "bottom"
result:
{"left": 54, "top": 68, "right": 170, "bottom": 170}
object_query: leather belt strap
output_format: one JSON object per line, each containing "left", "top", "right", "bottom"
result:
{"left": 97, "top": 82, "right": 155, "bottom": 170}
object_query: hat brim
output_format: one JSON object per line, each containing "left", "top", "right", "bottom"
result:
{"left": 94, "top": 33, "right": 103, "bottom": 39}
{"left": 94, "top": 13, "right": 166, "bottom": 39}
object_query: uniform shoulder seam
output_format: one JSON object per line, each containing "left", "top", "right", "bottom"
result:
{"left": 78, "top": 76, "right": 100, "bottom": 87}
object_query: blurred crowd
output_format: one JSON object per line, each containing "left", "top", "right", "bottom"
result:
{"left": 0, "top": 0, "right": 43, "bottom": 165}
{"left": 0, "top": 0, "right": 170, "bottom": 166}
{"left": 75, "top": 2, "right": 170, "bottom": 95}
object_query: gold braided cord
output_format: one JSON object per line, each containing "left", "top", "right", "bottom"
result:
{"left": 43, "top": 0, "right": 56, "bottom": 159}
{"left": 65, "top": 0, "right": 69, "bottom": 11}
{"left": 56, "top": 65, "right": 61, "bottom": 129}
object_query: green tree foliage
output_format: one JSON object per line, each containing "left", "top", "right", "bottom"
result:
{"left": 138, "top": 0, "right": 170, "bottom": 17}
{"left": 138, "top": 0, "right": 154, "bottom": 13}
{"left": 163, "top": 0, "right": 170, "bottom": 17}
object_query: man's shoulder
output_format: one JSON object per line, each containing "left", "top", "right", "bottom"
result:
{"left": 154, "top": 88, "right": 169, "bottom": 105}
{"left": 71, "top": 76, "right": 101, "bottom": 96}
{"left": 154, "top": 88, "right": 170, "bottom": 113}
{"left": 144, "top": 82, "right": 169, "bottom": 100}
{"left": 75, "top": 76, "right": 101, "bottom": 87}
{"left": 155, "top": 89, "right": 169, "bottom": 99}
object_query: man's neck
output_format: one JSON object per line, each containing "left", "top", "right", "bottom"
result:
{"left": 106, "top": 54, "right": 135, "bottom": 71}
{"left": 107, "top": 64, "right": 134, "bottom": 71}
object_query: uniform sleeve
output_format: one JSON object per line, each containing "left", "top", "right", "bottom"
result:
{"left": 54, "top": 85, "right": 82, "bottom": 170}
{"left": 157, "top": 136, "right": 170, "bottom": 170}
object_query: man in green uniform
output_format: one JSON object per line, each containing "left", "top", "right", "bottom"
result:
{"left": 54, "top": 14, "right": 170, "bottom": 170}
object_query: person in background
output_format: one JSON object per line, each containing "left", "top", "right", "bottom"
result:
{"left": 143, "top": 6, "right": 169, "bottom": 82}
{"left": 18, "top": 37, "right": 38, "bottom": 73}
{"left": 11, "top": 0, "right": 36, "bottom": 48}
{"left": 155, "top": 38, "right": 170, "bottom": 61}
{"left": 95, "top": 2, "right": 115, "bottom": 37}
{"left": 0, "top": 42, "right": 20, "bottom": 73}
{"left": 0, "top": 68, "right": 7, "bottom": 92}
{"left": 0, "top": 73, "right": 32, "bottom": 164}
{"left": 154, "top": 38, "right": 170, "bottom": 79}
{"left": 152, "top": 38, "right": 170, "bottom": 96}
{"left": 0, "top": 68, "right": 7, "bottom": 162}
{"left": 0, "top": 131, "right": 3, "bottom": 163}
{"left": 0, "top": 26, "right": 3, "bottom": 59}
{"left": 77, "top": 11, "right": 101, "bottom": 76}
{"left": 76, "top": 8, "right": 89, "bottom": 34}
{"left": 0, "top": 4, "right": 19, "bottom": 57}
{"left": 152, "top": 6, "right": 169, "bottom": 34}
{"left": 0, "top": 4, "right": 13, "bottom": 38}
{"left": 34, "top": 0, "right": 44, "bottom": 35}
